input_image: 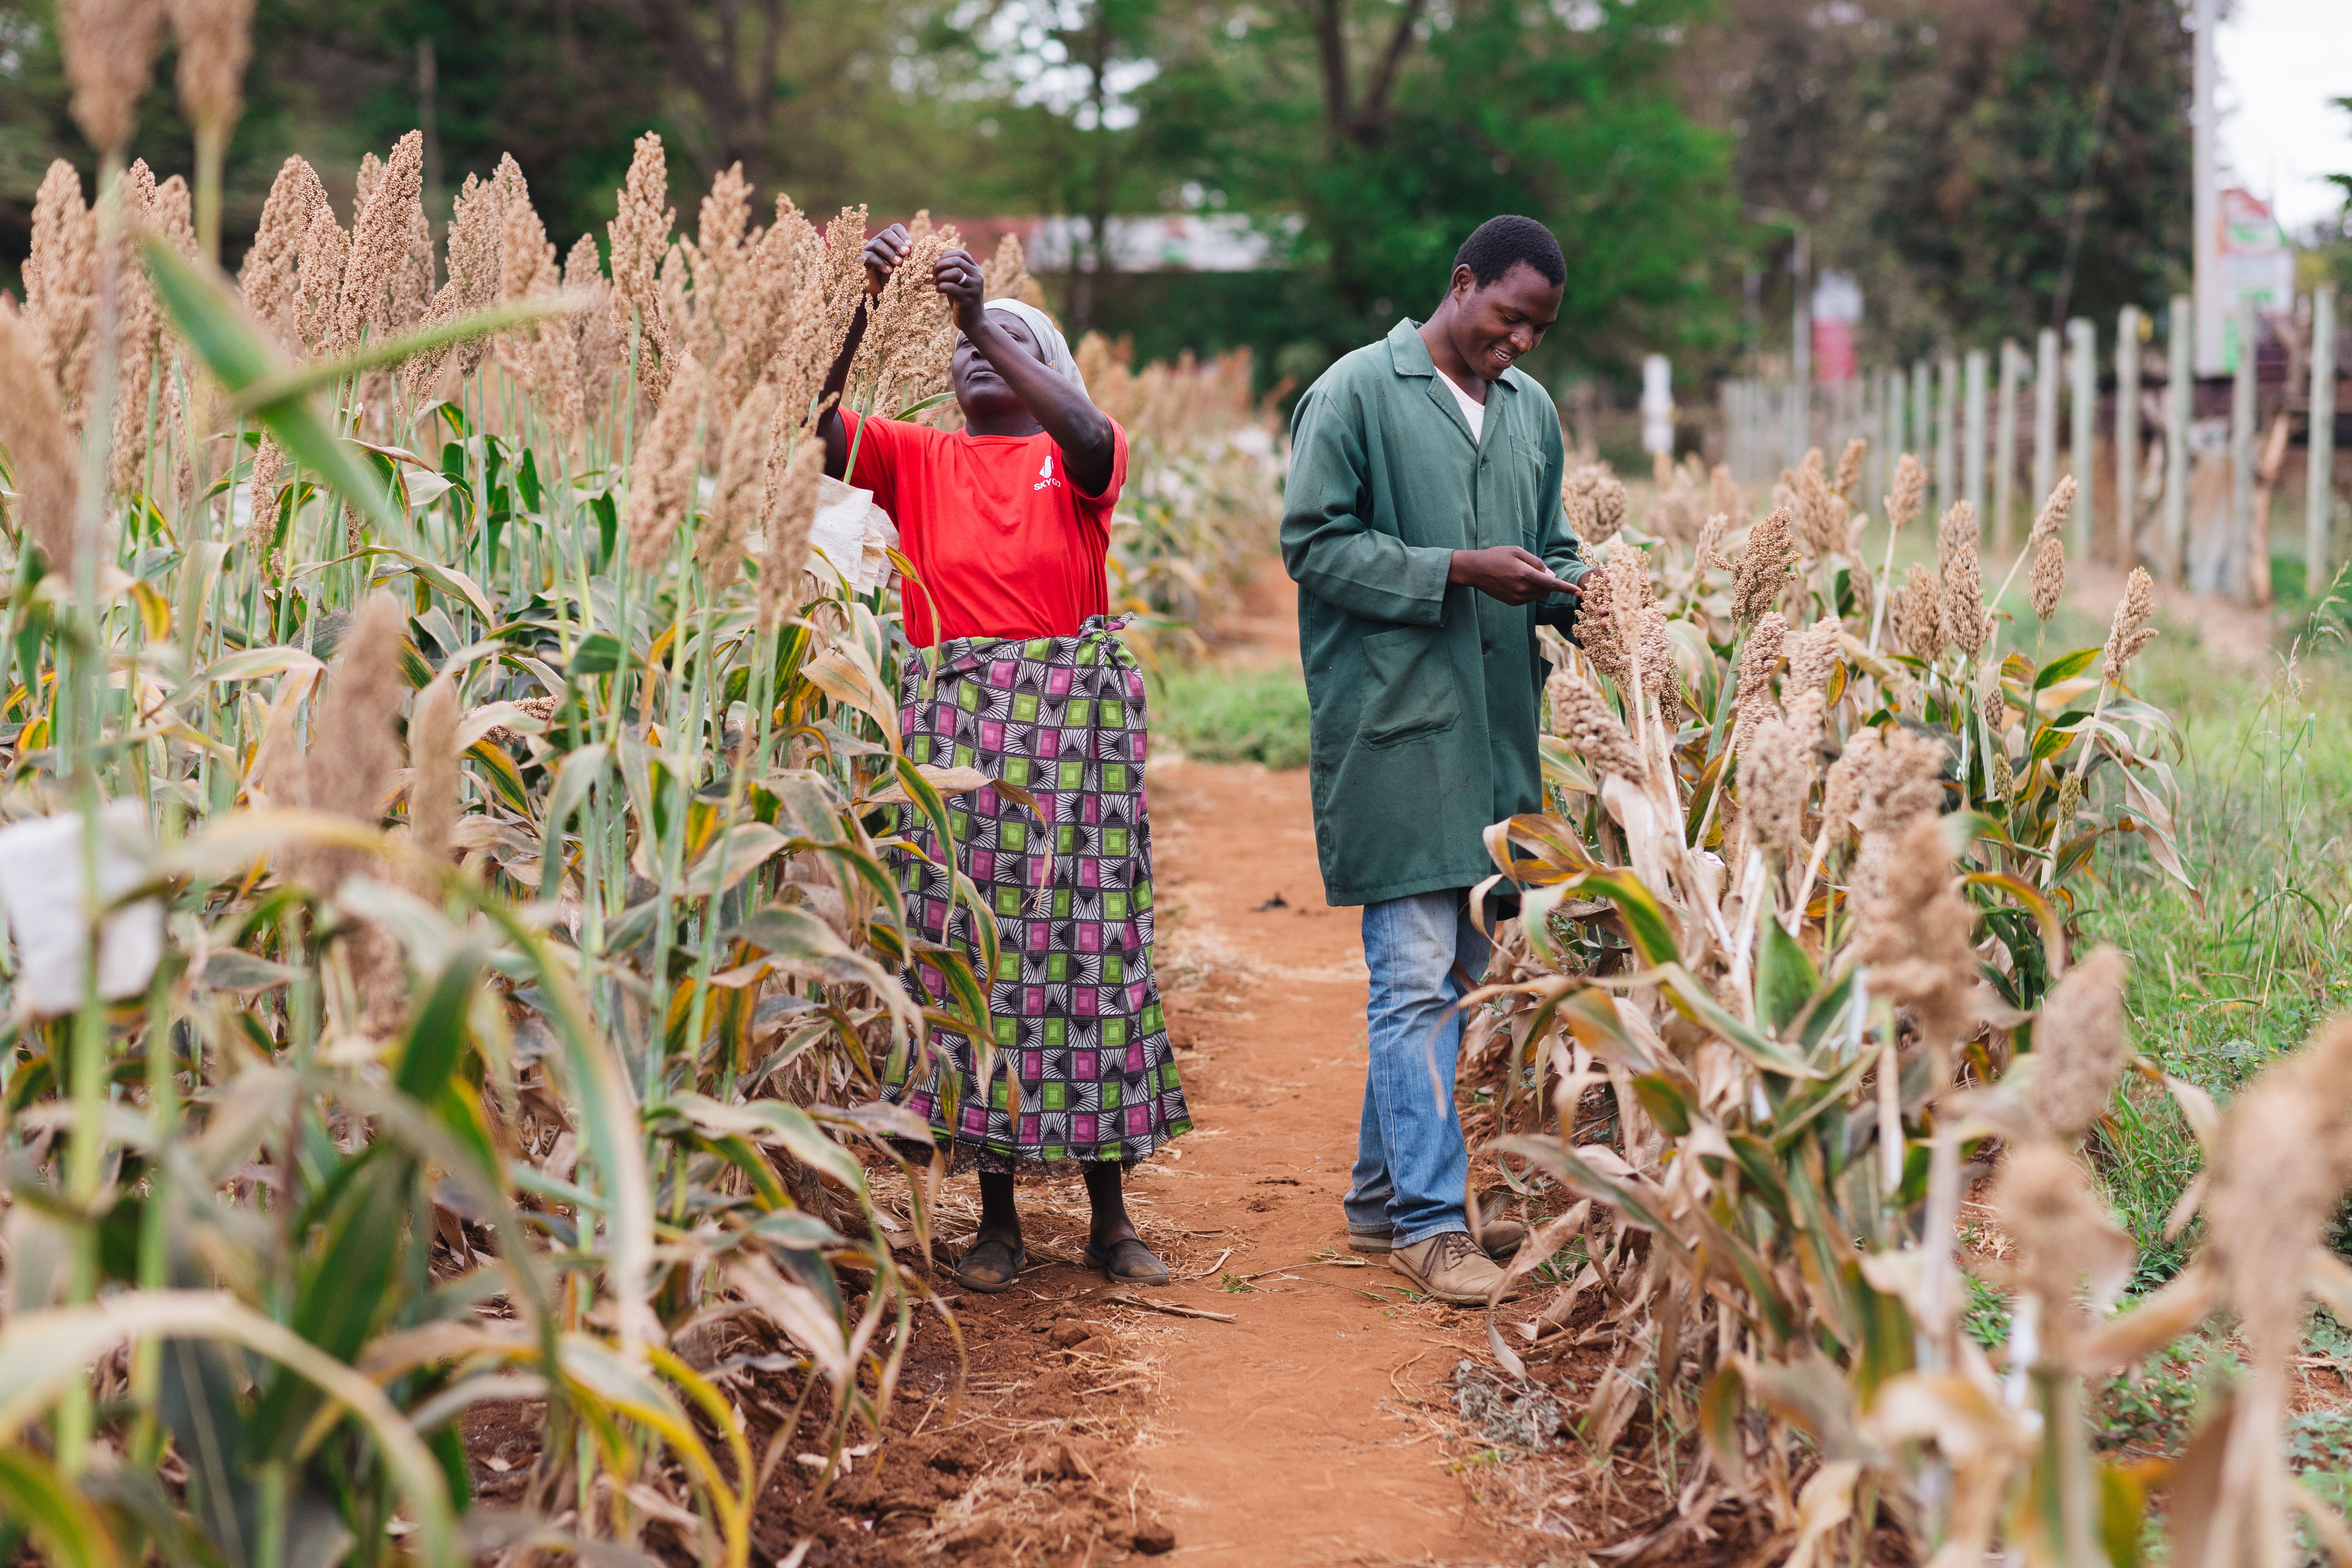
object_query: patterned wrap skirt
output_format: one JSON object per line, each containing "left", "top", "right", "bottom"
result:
{"left": 881, "top": 615, "right": 1193, "bottom": 1172}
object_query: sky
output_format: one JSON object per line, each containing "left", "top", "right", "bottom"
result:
{"left": 2215, "top": 0, "right": 2352, "bottom": 235}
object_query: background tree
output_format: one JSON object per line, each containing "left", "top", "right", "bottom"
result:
{"left": 920, "top": 0, "right": 1168, "bottom": 330}
{"left": 1131, "top": 0, "right": 1737, "bottom": 383}
{"left": 1, "top": 0, "right": 2198, "bottom": 396}
{"left": 1683, "top": 0, "right": 2193, "bottom": 363}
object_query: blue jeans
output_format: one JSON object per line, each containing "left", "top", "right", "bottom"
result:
{"left": 1345, "top": 889, "right": 1492, "bottom": 1247}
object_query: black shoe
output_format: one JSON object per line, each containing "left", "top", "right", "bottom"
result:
{"left": 953, "top": 1236, "right": 1027, "bottom": 1293}
{"left": 1085, "top": 1236, "right": 1171, "bottom": 1286}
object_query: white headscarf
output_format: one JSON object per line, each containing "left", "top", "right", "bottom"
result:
{"left": 978, "top": 297, "right": 1088, "bottom": 395}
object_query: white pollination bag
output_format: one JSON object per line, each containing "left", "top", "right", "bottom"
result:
{"left": 0, "top": 803, "right": 164, "bottom": 1014}
{"left": 807, "top": 475, "right": 900, "bottom": 595}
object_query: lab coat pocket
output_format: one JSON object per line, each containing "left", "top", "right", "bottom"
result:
{"left": 1359, "top": 626, "right": 1459, "bottom": 748}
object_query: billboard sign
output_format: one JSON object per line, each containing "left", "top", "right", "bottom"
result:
{"left": 2212, "top": 187, "right": 2296, "bottom": 372}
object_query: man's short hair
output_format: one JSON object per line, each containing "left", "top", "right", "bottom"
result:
{"left": 1453, "top": 215, "right": 1565, "bottom": 290}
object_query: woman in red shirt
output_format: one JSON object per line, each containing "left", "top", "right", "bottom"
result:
{"left": 820, "top": 229, "right": 1191, "bottom": 1292}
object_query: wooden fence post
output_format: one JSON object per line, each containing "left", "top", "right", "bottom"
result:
{"left": 2117, "top": 305, "right": 2141, "bottom": 566}
{"left": 1790, "top": 370, "right": 1809, "bottom": 472}
{"left": 1752, "top": 378, "right": 1767, "bottom": 482}
{"left": 1740, "top": 376, "right": 1759, "bottom": 482}
{"left": 1742, "top": 379, "right": 1759, "bottom": 483}
{"left": 1725, "top": 379, "right": 1740, "bottom": 482}
{"left": 2165, "top": 296, "right": 2191, "bottom": 585}
{"left": 1911, "top": 361, "right": 1930, "bottom": 475}
{"left": 1965, "top": 348, "right": 1988, "bottom": 528}
{"left": 1995, "top": 342, "right": 2021, "bottom": 550}
{"left": 1936, "top": 355, "right": 1958, "bottom": 521}
{"left": 2068, "top": 317, "right": 2097, "bottom": 558}
{"left": 1882, "top": 366, "right": 1903, "bottom": 503}
{"left": 2310, "top": 283, "right": 2338, "bottom": 588}
{"left": 1863, "top": 372, "right": 1882, "bottom": 510}
{"left": 2034, "top": 327, "right": 2060, "bottom": 521}
{"left": 1719, "top": 380, "right": 1738, "bottom": 485}
{"left": 2230, "top": 296, "right": 2257, "bottom": 599}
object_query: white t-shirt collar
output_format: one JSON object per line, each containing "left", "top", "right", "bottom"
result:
{"left": 1437, "top": 367, "right": 1488, "bottom": 443}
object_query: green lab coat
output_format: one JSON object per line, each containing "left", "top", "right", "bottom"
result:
{"left": 1281, "top": 318, "right": 1588, "bottom": 908}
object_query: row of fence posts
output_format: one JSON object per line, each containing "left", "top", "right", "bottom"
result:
{"left": 1717, "top": 284, "right": 2341, "bottom": 600}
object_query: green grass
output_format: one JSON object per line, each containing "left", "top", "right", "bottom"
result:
{"left": 2072, "top": 594, "right": 2352, "bottom": 1281}
{"left": 1955, "top": 559, "right": 2352, "bottom": 1538}
{"left": 2266, "top": 555, "right": 2329, "bottom": 617}
{"left": 1148, "top": 660, "right": 1312, "bottom": 769}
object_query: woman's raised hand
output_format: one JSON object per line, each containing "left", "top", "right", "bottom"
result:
{"left": 862, "top": 223, "right": 913, "bottom": 295}
{"left": 931, "top": 247, "right": 985, "bottom": 331}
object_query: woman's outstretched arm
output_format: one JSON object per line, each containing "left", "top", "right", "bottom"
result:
{"left": 934, "top": 250, "right": 1117, "bottom": 497}
{"left": 817, "top": 224, "right": 913, "bottom": 477}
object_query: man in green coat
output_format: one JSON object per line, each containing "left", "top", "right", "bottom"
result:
{"left": 1281, "top": 216, "right": 1589, "bottom": 1306}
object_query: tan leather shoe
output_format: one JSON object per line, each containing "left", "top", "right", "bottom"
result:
{"left": 1390, "top": 1230, "right": 1523, "bottom": 1307}
{"left": 1348, "top": 1220, "right": 1528, "bottom": 1260}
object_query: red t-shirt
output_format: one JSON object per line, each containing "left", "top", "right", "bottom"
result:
{"left": 842, "top": 412, "right": 1127, "bottom": 646}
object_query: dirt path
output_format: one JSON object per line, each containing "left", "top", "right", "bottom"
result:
{"left": 2062, "top": 556, "right": 2281, "bottom": 671}
{"left": 1065, "top": 561, "right": 1518, "bottom": 1566}
{"left": 1128, "top": 755, "right": 1524, "bottom": 1566}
